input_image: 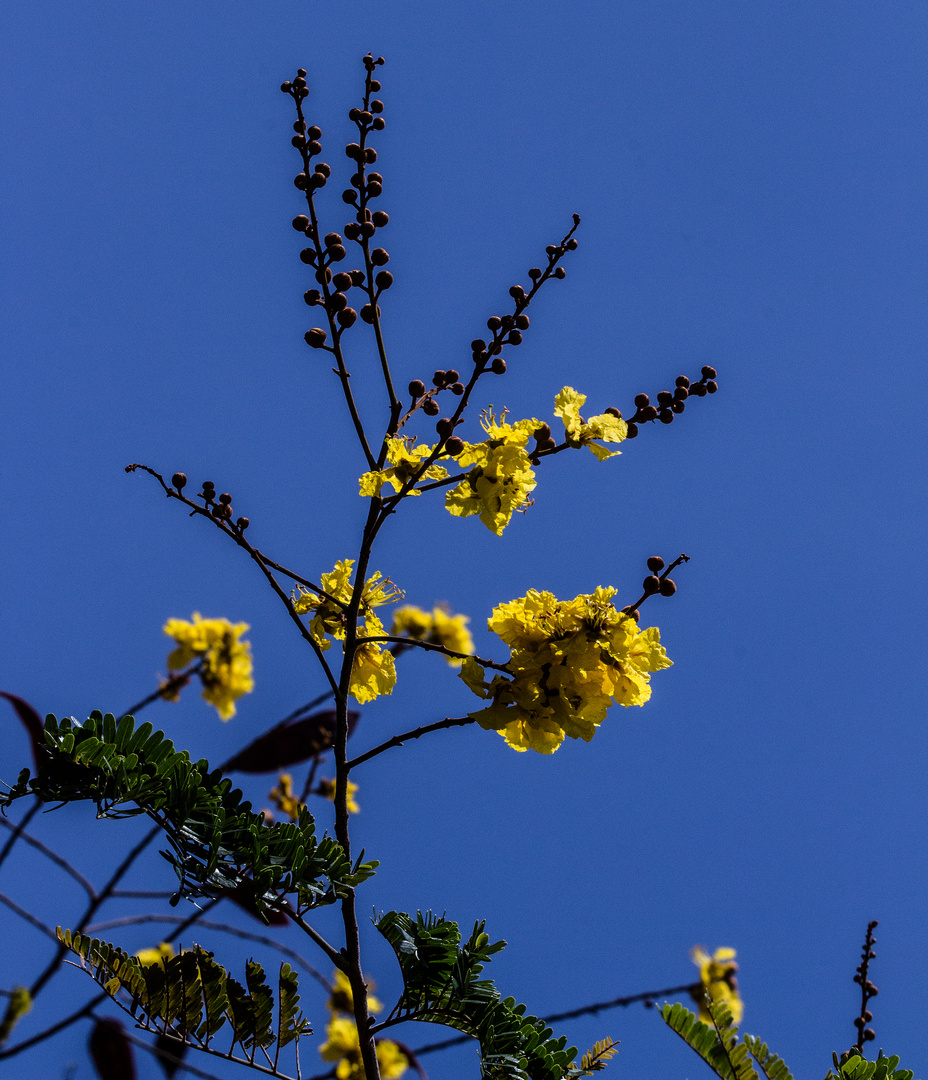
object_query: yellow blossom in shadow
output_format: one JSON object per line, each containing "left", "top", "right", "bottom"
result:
{"left": 135, "top": 942, "right": 175, "bottom": 967}
{"left": 320, "top": 969, "right": 405, "bottom": 1080}
{"left": 163, "top": 613, "right": 254, "bottom": 721}
{"left": 318, "top": 777, "right": 360, "bottom": 815}
{"left": 268, "top": 773, "right": 303, "bottom": 823}
{"left": 326, "top": 969, "right": 382, "bottom": 1015}
{"left": 689, "top": 946, "right": 743, "bottom": 1025}
{"left": 461, "top": 586, "right": 671, "bottom": 753}
{"left": 390, "top": 604, "right": 474, "bottom": 666}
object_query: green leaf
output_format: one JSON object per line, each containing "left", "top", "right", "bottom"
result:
{"left": 2, "top": 713, "right": 369, "bottom": 916}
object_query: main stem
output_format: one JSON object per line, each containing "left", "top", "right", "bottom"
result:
{"left": 334, "top": 497, "right": 383, "bottom": 1080}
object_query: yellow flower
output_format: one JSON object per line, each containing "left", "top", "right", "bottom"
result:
{"left": 162, "top": 614, "right": 254, "bottom": 720}
{"left": 689, "top": 946, "right": 743, "bottom": 1025}
{"left": 318, "top": 778, "right": 360, "bottom": 815}
{"left": 327, "top": 970, "right": 382, "bottom": 1015}
{"left": 390, "top": 604, "right": 474, "bottom": 666}
{"left": 445, "top": 409, "right": 539, "bottom": 535}
{"left": 553, "top": 386, "right": 627, "bottom": 460}
{"left": 461, "top": 587, "right": 671, "bottom": 754}
{"left": 269, "top": 773, "right": 303, "bottom": 823}
{"left": 359, "top": 437, "right": 449, "bottom": 497}
{"left": 319, "top": 1014, "right": 407, "bottom": 1080}
{"left": 135, "top": 942, "right": 175, "bottom": 967}
{"left": 292, "top": 563, "right": 400, "bottom": 704}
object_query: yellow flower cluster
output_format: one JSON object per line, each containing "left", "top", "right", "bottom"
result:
{"left": 358, "top": 437, "right": 449, "bottom": 497}
{"left": 292, "top": 560, "right": 401, "bottom": 704}
{"left": 689, "top": 946, "right": 743, "bottom": 1025}
{"left": 135, "top": 942, "right": 175, "bottom": 967}
{"left": 460, "top": 587, "right": 671, "bottom": 754}
{"left": 319, "top": 971, "right": 407, "bottom": 1080}
{"left": 390, "top": 604, "right": 474, "bottom": 666}
{"left": 163, "top": 614, "right": 255, "bottom": 721}
{"left": 358, "top": 389, "right": 626, "bottom": 536}
{"left": 269, "top": 773, "right": 360, "bottom": 819}
{"left": 317, "top": 777, "right": 360, "bottom": 815}
{"left": 553, "top": 386, "right": 628, "bottom": 459}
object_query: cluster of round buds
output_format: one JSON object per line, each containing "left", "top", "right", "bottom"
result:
{"left": 533, "top": 423, "right": 557, "bottom": 454}
{"left": 624, "top": 366, "right": 718, "bottom": 438}
{"left": 190, "top": 478, "right": 249, "bottom": 531}
{"left": 434, "top": 413, "right": 465, "bottom": 455}
{"left": 280, "top": 69, "right": 309, "bottom": 100}
{"left": 852, "top": 921, "right": 879, "bottom": 1046}
{"left": 406, "top": 368, "right": 465, "bottom": 419}
{"left": 623, "top": 553, "right": 688, "bottom": 621}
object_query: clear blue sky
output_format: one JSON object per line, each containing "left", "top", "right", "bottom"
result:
{"left": 2, "top": 2, "right": 927, "bottom": 1078}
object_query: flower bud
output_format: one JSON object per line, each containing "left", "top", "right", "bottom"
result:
{"left": 565, "top": 237, "right": 579, "bottom": 250}
{"left": 299, "top": 248, "right": 315, "bottom": 265}
{"left": 350, "top": 269, "right": 366, "bottom": 286}
{"left": 329, "top": 292, "right": 348, "bottom": 312}
{"left": 364, "top": 147, "right": 377, "bottom": 163}
{"left": 172, "top": 472, "right": 187, "bottom": 491}
{"left": 304, "top": 289, "right": 321, "bottom": 305}
{"left": 360, "top": 304, "right": 381, "bottom": 323}
{"left": 332, "top": 272, "right": 353, "bottom": 291}
{"left": 657, "top": 390, "right": 673, "bottom": 405}
{"left": 641, "top": 405, "right": 658, "bottom": 422}
{"left": 294, "top": 173, "right": 308, "bottom": 189}
{"left": 706, "top": 380, "right": 718, "bottom": 393}
{"left": 367, "top": 182, "right": 383, "bottom": 197}
{"left": 324, "top": 232, "right": 343, "bottom": 248}
{"left": 315, "top": 162, "right": 331, "bottom": 178}
{"left": 471, "top": 339, "right": 487, "bottom": 353}
{"left": 337, "top": 307, "right": 357, "bottom": 327}
{"left": 375, "top": 270, "right": 393, "bottom": 290}
{"left": 509, "top": 285, "right": 525, "bottom": 300}
{"left": 327, "top": 244, "right": 347, "bottom": 261}
{"left": 445, "top": 436, "right": 465, "bottom": 455}
{"left": 342, "top": 189, "right": 358, "bottom": 204}
{"left": 514, "top": 313, "right": 530, "bottom": 329}
{"left": 308, "top": 125, "right": 322, "bottom": 139}
{"left": 307, "top": 140, "right": 322, "bottom": 156}
{"left": 659, "top": 409, "right": 674, "bottom": 424}
{"left": 634, "top": 393, "right": 650, "bottom": 408}
{"left": 604, "top": 407, "right": 622, "bottom": 418}
{"left": 450, "top": 382, "right": 465, "bottom": 396}
{"left": 345, "top": 142, "right": 361, "bottom": 159}
{"left": 219, "top": 492, "right": 232, "bottom": 505}
{"left": 344, "top": 222, "right": 362, "bottom": 240}
{"left": 435, "top": 418, "right": 455, "bottom": 438}
{"left": 445, "top": 369, "right": 460, "bottom": 383}
{"left": 625, "top": 422, "right": 639, "bottom": 438}
{"left": 554, "top": 266, "right": 566, "bottom": 279}
{"left": 491, "top": 358, "right": 507, "bottom": 374}
{"left": 675, "top": 375, "right": 690, "bottom": 388}
{"left": 372, "top": 210, "right": 389, "bottom": 227}
{"left": 507, "top": 330, "right": 523, "bottom": 345}
{"left": 408, "top": 379, "right": 426, "bottom": 398}
{"left": 535, "top": 423, "right": 552, "bottom": 440}
{"left": 701, "top": 365, "right": 717, "bottom": 379}
{"left": 646, "top": 556, "right": 665, "bottom": 573}
{"left": 642, "top": 575, "right": 661, "bottom": 594}
{"left": 280, "top": 81, "right": 292, "bottom": 93}
{"left": 292, "top": 214, "right": 310, "bottom": 231}
{"left": 423, "top": 398, "right": 440, "bottom": 416}
{"left": 236, "top": 517, "right": 249, "bottom": 530}
{"left": 659, "top": 578, "right": 676, "bottom": 596}
{"left": 372, "top": 117, "right": 386, "bottom": 130}
{"left": 371, "top": 248, "right": 390, "bottom": 266}
{"left": 671, "top": 400, "right": 685, "bottom": 414}
{"left": 305, "top": 328, "right": 327, "bottom": 348}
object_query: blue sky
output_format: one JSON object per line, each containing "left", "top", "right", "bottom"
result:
{"left": 2, "top": 2, "right": 927, "bottom": 1078}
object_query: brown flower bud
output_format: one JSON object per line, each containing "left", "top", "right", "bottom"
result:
{"left": 236, "top": 517, "right": 249, "bottom": 530}
{"left": 445, "top": 435, "right": 465, "bottom": 455}
{"left": 408, "top": 379, "right": 426, "bottom": 398}
{"left": 432, "top": 370, "right": 447, "bottom": 386}
{"left": 491, "top": 358, "right": 507, "bottom": 374}
{"left": 172, "top": 472, "right": 187, "bottom": 490}
{"left": 370, "top": 248, "right": 390, "bottom": 266}
{"left": 292, "top": 214, "right": 310, "bottom": 231}
{"left": 659, "top": 409, "right": 674, "bottom": 424}
{"left": 673, "top": 386, "right": 688, "bottom": 400}
{"left": 218, "top": 492, "right": 232, "bottom": 505}
{"left": 706, "top": 380, "right": 718, "bottom": 393}
{"left": 514, "top": 313, "right": 530, "bottom": 329}
{"left": 371, "top": 100, "right": 384, "bottom": 113}
{"left": 367, "top": 182, "right": 383, "bottom": 198}
{"left": 435, "top": 418, "right": 455, "bottom": 438}
{"left": 337, "top": 307, "right": 357, "bottom": 327}
{"left": 508, "top": 330, "right": 523, "bottom": 345}
{"left": 305, "top": 328, "right": 327, "bottom": 347}
{"left": 657, "top": 390, "right": 673, "bottom": 405}
{"left": 604, "top": 407, "right": 622, "bottom": 418}
{"left": 509, "top": 285, "right": 525, "bottom": 300}
{"left": 280, "top": 81, "right": 292, "bottom": 93}
{"left": 375, "top": 270, "right": 393, "bottom": 290}
{"left": 345, "top": 142, "right": 361, "bottom": 159}
{"left": 659, "top": 578, "right": 676, "bottom": 596}
{"left": 445, "top": 369, "right": 460, "bottom": 383}
{"left": 327, "top": 244, "right": 347, "bottom": 261}
{"left": 450, "top": 382, "right": 465, "bottom": 396}
{"left": 675, "top": 375, "right": 690, "bottom": 388}
{"left": 360, "top": 304, "right": 381, "bottom": 323}
{"left": 344, "top": 222, "right": 362, "bottom": 240}
{"left": 332, "top": 271, "right": 353, "bottom": 291}
{"left": 565, "top": 237, "right": 579, "bottom": 250}
{"left": 642, "top": 575, "right": 661, "bottom": 594}
{"left": 528, "top": 267, "right": 542, "bottom": 280}
{"left": 372, "top": 116, "right": 386, "bottom": 130}
{"left": 372, "top": 210, "right": 389, "bottom": 227}
{"left": 329, "top": 292, "right": 348, "bottom": 312}
{"left": 308, "top": 125, "right": 322, "bottom": 139}
{"left": 423, "top": 398, "right": 440, "bottom": 416}
{"left": 625, "top": 422, "right": 639, "bottom": 438}
{"left": 350, "top": 269, "right": 366, "bottom": 286}
{"left": 342, "top": 189, "right": 358, "bottom": 204}
{"left": 690, "top": 382, "right": 708, "bottom": 397}
{"left": 641, "top": 405, "right": 659, "bottom": 422}
{"left": 701, "top": 365, "right": 717, "bottom": 379}
{"left": 293, "top": 173, "right": 308, "bottom": 189}
{"left": 307, "top": 140, "right": 322, "bottom": 156}
{"left": 360, "top": 221, "right": 376, "bottom": 238}
{"left": 304, "top": 289, "right": 321, "bottom": 305}
{"left": 299, "top": 248, "right": 315, "bottom": 265}
{"left": 370, "top": 79, "right": 382, "bottom": 91}
{"left": 324, "top": 232, "right": 342, "bottom": 248}
{"left": 315, "top": 162, "right": 332, "bottom": 178}
{"left": 671, "top": 400, "right": 685, "bottom": 414}
{"left": 554, "top": 266, "right": 566, "bottom": 279}
{"left": 293, "top": 76, "right": 306, "bottom": 89}
{"left": 315, "top": 267, "right": 332, "bottom": 284}
{"left": 364, "top": 147, "right": 377, "bottom": 163}
{"left": 647, "top": 556, "right": 665, "bottom": 573}
{"left": 634, "top": 393, "right": 650, "bottom": 408}
{"left": 535, "top": 423, "right": 552, "bottom": 440}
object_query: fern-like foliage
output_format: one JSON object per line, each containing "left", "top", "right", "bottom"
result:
{"left": 1, "top": 713, "right": 377, "bottom": 914}
{"left": 743, "top": 1035, "right": 794, "bottom": 1080}
{"left": 58, "top": 928, "right": 311, "bottom": 1068}
{"left": 376, "top": 910, "right": 600, "bottom": 1080}
{"left": 660, "top": 999, "right": 758, "bottom": 1080}
{"left": 826, "top": 1050, "right": 918, "bottom": 1080}
{"left": 578, "top": 1038, "right": 619, "bottom": 1072}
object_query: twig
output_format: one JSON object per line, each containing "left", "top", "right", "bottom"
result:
{"left": 0, "top": 891, "right": 59, "bottom": 943}
{"left": 0, "top": 993, "right": 106, "bottom": 1059}
{"left": 852, "top": 920, "right": 879, "bottom": 1053}
{"left": 121, "top": 662, "right": 202, "bottom": 719}
{"left": 0, "top": 817, "right": 97, "bottom": 899}
{"left": 287, "top": 910, "right": 346, "bottom": 972}
{"left": 0, "top": 798, "right": 41, "bottom": 875}
{"left": 408, "top": 980, "right": 703, "bottom": 1054}
{"left": 347, "top": 716, "right": 476, "bottom": 771}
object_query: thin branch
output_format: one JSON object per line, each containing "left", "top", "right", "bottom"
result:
{"left": 0, "top": 992, "right": 106, "bottom": 1059}
{"left": 0, "top": 891, "right": 59, "bottom": 943}
{"left": 347, "top": 716, "right": 476, "bottom": 771}
{"left": 361, "top": 636, "right": 509, "bottom": 672}
{"left": 0, "top": 798, "right": 41, "bottom": 875}
{"left": 0, "top": 817, "right": 97, "bottom": 899}
{"left": 408, "top": 980, "right": 704, "bottom": 1054}
{"left": 85, "top": 914, "right": 332, "bottom": 992}
{"left": 287, "top": 910, "right": 346, "bottom": 972}
{"left": 121, "top": 661, "right": 202, "bottom": 719}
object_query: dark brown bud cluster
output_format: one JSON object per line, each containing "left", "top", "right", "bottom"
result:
{"left": 405, "top": 369, "right": 465, "bottom": 421}
{"left": 624, "top": 366, "right": 718, "bottom": 438}
{"left": 851, "top": 921, "right": 879, "bottom": 1050}
{"left": 195, "top": 480, "right": 249, "bottom": 531}
{"left": 533, "top": 422, "right": 557, "bottom": 454}
{"left": 623, "top": 552, "right": 690, "bottom": 618}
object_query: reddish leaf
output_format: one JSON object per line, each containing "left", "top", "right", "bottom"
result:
{"left": 89, "top": 1018, "right": 137, "bottom": 1080}
{"left": 224, "top": 709, "right": 358, "bottom": 773}
{"left": 154, "top": 1031, "right": 188, "bottom": 1078}
{"left": 220, "top": 877, "right": 294, "bottom": 926}
{"left": 0, "top": 691, "right": 45, "bottom": 770}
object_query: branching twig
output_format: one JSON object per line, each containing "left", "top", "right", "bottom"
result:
{"left": 347, "top": 716, "right": 476, "bottom": 771}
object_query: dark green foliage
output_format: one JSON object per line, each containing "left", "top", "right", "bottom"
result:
{"left": 1, "top": 712, "right": 377, "bottom": 915}
{"left": 743, "top": 1035, "right": 794, "bottom": 1080}
{"left": 660, "top": 999, "right": 758, "bottom": 1080}
{"left": 826, "top": 1050, "right": 917, "bottom": 1080}
{"left": 58, "top": 928, "right": 310, "bottom": 1060}
{"left": 375, "top": 911, "right": 585, "bottom": 1080}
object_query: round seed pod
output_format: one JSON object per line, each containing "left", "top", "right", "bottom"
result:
{"left": 370, "top": 79, "right": 382, "bottom": 91}
{"left": 659, "top": 578, "right": 677, "bottom": 596}
{"left": 423, "top": 398, "right": 440, "bottom": 416}
{"left": 337, "top": 307, "right": 357, "bottom": 327}
{"left": 642, "top": 575, "right": 661, "bottom": 594}
{"left": 375, "top": 270, "right": 393, "bottom": 290}
{"left": 647, "top": 556, "right": 665, "bottom": 573}
{"left": 332, "top": 272, "right": 353, "bottom": 291}
{"left": 659, "top": 408, "right": 674, "bottom": 424}
{"left": 292, "top": 214, "right": 310, "bottom": 231}
{"left": 701, "top": 365, "right": 717, "bottom": 379}
{"left": 172, "top": 472, "right": 187, "bottom": 490}
{"left": 236, "top": 517, "right": 249, "bottom": 530}
{"left": 554, "top": 266, "right": 566, "bottom": 279}
{"left": 432, "top": 370, "right": 447, "bottom": 386}
{"left": 304, "top": 328, "right": 327, "bottom": 348}
{"left": 514, "top": 313, "right": 530, "bottom": 329}
{"left": 372, "top": 117, "right": 386, "bottom": 130}
{"left": 370, "top": 248, "right": 390, "bottom": 265}
{"left": 491, "top": 358, "right": 507, "bottom": 374}
{"left": 625, "top": 422, "right": 639, "bottom": 439}
{"left": 450, "top": 382, "right": 465, "bottom": 396}
{"left": 634, "top": 393, "right": 650, "bottom": 408}
{"left": 706, "top": 380, "right": 718, "bottom": 393}
{"left": 329, "top": 292, "right": 348, "bottom": 312}
{"left": 445, "top": 436, "right": 465, "bottom": 455}
{"left": 349, "top": 108, "right": 361, "bottom": 122}
{"left": 308, "top": 126, "right": 322, "bottom": 139}
{"left": 372, "top": 210, "right": 389, "bottom": 227}
{"left": 408, "top": 379, "right": 426, "bottom": 398}
{"left": 303, "top": 289, "right": 321, "bottom": 305}
{"left": 293, "top": 76, "right": 306, "bottom": 89}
